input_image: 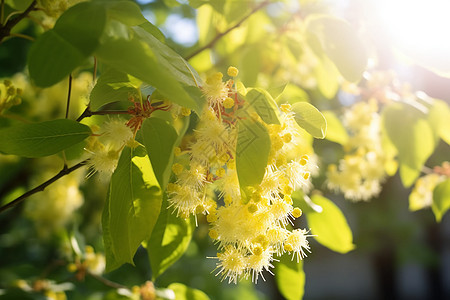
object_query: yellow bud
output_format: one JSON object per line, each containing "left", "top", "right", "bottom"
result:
{"left": 206, "top": 173, "right": 214, "bottom": 182}
{"left": 300, "top": 155, "right": 309, "bottom": 166}
{"left": 166, "top": 183, "right": 178, "bottom": 193}
{"left": 206, "top": 72, "right": 223, "bottom": 84}
{"left": 7, "top": 86, "right": 15, "bottom": 95}
{"left": 284, "top": 243, "right": 293, "bottom": 252}
{"left": 328, "top": 164, "right": 337, "bottom": 172}
{"left": 172, "top": 163, "right": 184, "bottom": 175}
{"left": 223, "top": 97, "right": 235, "bottom": 109}
{"left": 132, "top": 285, "right": 141, "bottom": 295}
{"left": 227, "top": 66, "right": 239, "bottom": 77}
{"left": 3, "top": 79, "right": 11, "bottom": 87}
{"left": 282, "top": 133, "right": 292, "bottom": 143}
{"left": 181, "top": 107, "right": 191, "bottom": 116}
{"left": 85, "top": 245, "right": 94, "bottom": 254}
{"left": 224, "top": 195, "right": 233, "bottom": 205}
{"left": 226, "top": 159, "right": 235, "bottom": 169}
{"left": 195, "top": 204, "right": 204, "bottom": 214}
{"left": 67, "top": 263, "right": 78, "bottom": 273}
{"left": 174, "top": 147, "right": 182, "bottom": 156}
{"left": 292, "top": 207, "right": 302, "bottom": 218}
{"left": 303, "top": 172, "right": 310, "bottom": 180}
{"left": 209, "top": 229, "right": 219, "bottom": 240}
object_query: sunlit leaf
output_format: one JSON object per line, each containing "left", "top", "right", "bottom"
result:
{"left": 432, "top": 179, "right": 450, "bottom": 222}
{"left": 306, "top": 15, "right": 367, "bottom": 82}
{"left": 141, "top": 118, "right": 178, "bottom": 189}
{"left": 275, "top": 255, "right": 305, "bottom": 300}
{"left": 245, "top": 88, "right": 281, "bottom": 125}
{"left": 306, "top": 194, "right": 355, "bottom": 253}
{"left": 291, "top": 102, "right": 327, "bottom": 139}
{"left": 168, "top": 283, "right": 210, "bottom": 300}
{"left": 0, "top": 119, "right": 91, "bottom": 157}
{"left": 236, "top": 119, "right": 271, "bottom": 187}
{"left": 321, "top": 111, "right": 349, "bottom": 145}
{"left": 105, "top": 1, "right": 147, "bottom": 26}
{"left": 103, "top": 147, "right": 162, "bottom": 272}
{"left": 382, "top": 102, "right": 435, "bottom": 187}
{"left": 146, "top": 195, "right": 194, "bottom": 280}
{"left": 427, "top": 98, "right": 450, "bottom": 145}
{"left": 28, "top": 2, "right": 106, "bottom": 87}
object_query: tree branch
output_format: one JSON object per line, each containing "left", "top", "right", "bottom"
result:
{"left": 184, "top": 0, "right": 270, "bottom": 61}
{"left": 76, "top": 107, "right": 129, "bottom": 122}
{"left": 0, "top": 160, "right": 87, "bottom": 213}
{"left": 0, "top": 0, "right": 37, "bottom": 44}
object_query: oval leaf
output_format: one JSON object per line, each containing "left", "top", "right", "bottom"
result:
{"left": 28, "top": 2, "right": 106, "bottom": 87}
{"left": 275, "top": 255, "right": 305, "bottom": 300}
{"left": 432, "top": 179, "right": 450, "bottom": 222}
{"left": 306, "top": 194, "right": 355, "bottom": 253}
{"left": 0, "top": 119, "right": 91, "bottom": 157}
{"left": 168, "top": 283, "right": 210, "bottom": 300}
{"left": 382, "top": 102, "right": 435, "bottom": 187}
{"left": 236, "top": 118, "right": 271, "bottom": 187}
{"left": 291, "top": 102, "right": 327, "bottom": 139}
{"left": 245, "top": 88, "right": 281, "bottom": 125}
{"left": 102, "top": 147, "right": 162, "bottom": 272}
{"left": 146, "top": 195, "right": 194, "bottom": 280}
{"left": 142, "top": 118, "right": 178, "bottom": 189}
{"left": 306, "top": 15, "right": 367, "bottom": 82}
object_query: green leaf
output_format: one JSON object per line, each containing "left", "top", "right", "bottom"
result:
{"left": 141, "top": 118, "right": 178, "bottom": 189}
{"left": 321, "top": 111, "right": 349, "bottom": 145}
{"left": 236, "top": 119, "right": 271, "bottom": 187}
{"left": 432, "top": 179, "right": 450, "bottom": 222}
{"left": 90, "top": 67, "right": 141, "bottom": 110}
{"left": 427, "top": 99, "right": 450, "bottom": 145}
{"left": 105, "top": 1, "right": 147, "bottom": 26}
{"left": 95, "top": 36, "right": 202, "bottom": 111}
{"left": 306, "top": 15, "right": 367, "bottom": 82}
{"left": 146, "top": 195, "right": 194, "bottom": 280}
{"left": 315, "top": 55, "right": 340, "bottom": 99}
{"left": 168, "top": 283, "right": 210, "bottom": 300}
{"left": 291, "top": 102, "right": 327, "bottom": 139}
{"left": 306, "top": 194, "right": 355, "bottom": 253}
{"left": 103, "top": 147, "right": 162, "bottom": 272}
{"left": 133, "top": 26, "right": 202, "bottom": 88}
{"left": 245, "top": 88, "right": 280, "bottom": 125}
{"left": 275, "top": 255, "right": 305, "bottom": 300}
{"left": 382, "top": 102, "right": 435, "bottom": 187}
{"left": 5, "top": 0, "right": 33, "bottom": 10}
{"left": 28, "top": 2, "right": 106, "bottom": 87}
{"left": 0, "top": 119, "right": 91, "bottom": 157}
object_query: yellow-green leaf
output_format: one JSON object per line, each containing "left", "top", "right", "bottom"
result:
{"left": 291, "top": 102, "right": 327, "bottom": 139}
{"left": 432, "top": 179, "right": 450, "bottom": 222}
{"left": 306, "top": 194, "right": 355, "bottom": 253}
{"left": 275, "top": 255, "right": 305, "bottom": 300}
{"left": 322, "top": 110, "right": 349, "bottom": 145}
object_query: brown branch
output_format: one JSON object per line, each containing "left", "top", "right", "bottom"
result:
{"left": 185, "top": 0, "right": 270, "bottom": 61}
{"left": 0, "top": 160, "right": 87, "bottom": 213}
{"left": 65, "top": 74, "right": 73, "bottom": 119}
{"left": 0, "top": 0, "right": 37, "bottom": 44}
{"left": 76, "top": 107, "right": 129, "bottom": 122}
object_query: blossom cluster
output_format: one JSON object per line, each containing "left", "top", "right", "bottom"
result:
{"left": 167, "top": 67, "right": 316, "bottom": 283}
{"left": 326, "top": 99, "right": 390, "bottom": 201}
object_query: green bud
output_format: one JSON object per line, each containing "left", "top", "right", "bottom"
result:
{"left": 3, "top": 79, "right": 11, "bottom": 87}
{"left": 7, "top": 86, "right": 15, "bottom": 96}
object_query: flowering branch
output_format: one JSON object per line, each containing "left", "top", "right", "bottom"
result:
{"left": 184, "top": 0, "right": 270, "bottom": 60}
{"left": 0, "top": 160, "right": 87, "bottom": 213}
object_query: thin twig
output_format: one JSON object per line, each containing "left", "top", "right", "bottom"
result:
{"left": 184, "top": 0, "right": 270, "bottom": 60}
{"left": 87, "top": 271, "right": 128, "bottom": 290}
{"left": 65, "top": 74, "right": 73, "bottom": 119}
{"left": 0, "top": 0, "right": 37, "bottom": 44}
{"left": 7, "top": 32, "right": 34, "bottom": 41}
{"left": 0, "top": 160, "right": 87, "bottom": 213}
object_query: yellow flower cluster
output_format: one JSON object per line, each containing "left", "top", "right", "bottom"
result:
{"left": 168, "top": 68, "right": 315, "bottom": 283}
{"left": 409, "top": 173, "right": 444, "bottom": 211}
{"left": 85, "top": 118, "right": 134, "bottom": 179}
{"left": 0, "top": 79, "right": 22, "bottom": 114}
{"left": 326, "top": 100, "right": 391, "bottom": 201}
